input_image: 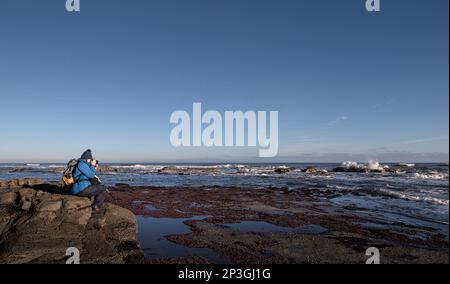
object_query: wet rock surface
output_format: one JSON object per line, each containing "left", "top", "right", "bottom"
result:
{"left": 0, "top": 178, "right": 44, "bottom": 188}
{"left": 331, "top": 161, "right": 403, "bottom": 174}
{"left": 107, "top": 184, "right": 449, "bottom": 264}
{"left": 2, "top": 177, "right": 447, "bottom": 264}
{"left": 274, "top": 167, "right": 292, "bottom": 174}
{"left": 0, "top": 179, "right": 144, "bottom": 264}
{"left": 97, "top": 165, "right": 118, "bottom": 173}
{"left": 302, "top": 167, "right": 329, "bottom": 176}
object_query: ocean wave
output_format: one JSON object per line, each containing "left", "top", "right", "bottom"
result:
{"left": 22, "top": 164, "right": 63, "bottom": 169}
{"left": 367, "top": 160, "right": 389, "bottom": 171}
{"left": 113, "top": 164, "right": 151, "bottom": 169}
{"left": 398, "top": 163, "right": 416, "bottom": 168}
{"left": 414, "top": 172, "right": 448, "bottom": 180}
{"left": 219, "top": 164, "right": 246, "bottom": 169}
{"left": 378, "top": 188, "right": 449, "bottom": 206}
{"left": 337, "top": 160, "right": 389, "bottom": 172}
{"left": 112, "top": 164, "right": 163, "bottom": 170}
{"left": 341, "top": 161, "right": 365, "bottom": 169}
{"left": 26, "top": 163, "right": 41, "bottom": 167}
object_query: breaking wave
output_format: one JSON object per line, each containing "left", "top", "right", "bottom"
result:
{"left": 414, "top": 172, "right": 448, "bottom": 180}
{"left": 378, "top": 188, "right": 449, "bottom": 206}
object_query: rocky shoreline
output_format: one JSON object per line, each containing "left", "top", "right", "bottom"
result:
{"left": 107, "top": 184, "right": 449, "bottom": 264}
{"left": 1, "top": 178, "right": 448, "bottom": 264}
{"left": 0, "top": 179, "right": 143, "bottom": 264}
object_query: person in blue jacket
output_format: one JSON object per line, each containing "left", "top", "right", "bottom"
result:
{"left": 72, "top": 149, "right": 107, "bottom": 209}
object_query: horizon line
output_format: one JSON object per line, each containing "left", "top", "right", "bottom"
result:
{"left": 0, "top": 161, "right": 448, "bottom": 165}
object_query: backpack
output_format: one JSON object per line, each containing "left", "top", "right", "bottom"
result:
{"left": 62, "top": 159, "right": 79, "bottom": 188}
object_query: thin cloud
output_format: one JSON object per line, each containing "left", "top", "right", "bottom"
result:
{"left": 327, "top": 116, "right": 350, "bottom": 126}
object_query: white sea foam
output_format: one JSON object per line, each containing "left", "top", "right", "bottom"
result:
{"left": 367, "top": 160, "right": 387, "bottom": 171}
{"left": 26, "top": 163, "right": 41, "bottom": 167}
{"left": 378, "top": 188, "right": 449, "bottom": 206}
{"left": 341, "top": 161, "right": 366, "bottom": 170}
{"left": 276, "top": 165, "right": 290, "bottom": 169}
{"left": 111, "top": 165, "right": 164, "bottom": 173}
{"left": 414, "top": 172, "right": 448, "bottom": 180}
{"left": 47, "top": 164, "right": 64, "bottom": 168}
{"left": 113, "top": 164, "right": 160, "bottom": 169}
{"left": 208, "top": 164, "right": 246, "bottom": 169}
{"left": 342, "top": 161, "right": 364, "bottom": 169}
{"left": 399, "top": 163, "right": 416, "bottom": 168}
{"left": 340, "top": 160, "right": 389, "bottom": 172}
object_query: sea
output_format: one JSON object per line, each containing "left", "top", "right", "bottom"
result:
{"left": 0, "top": 162, "right": 448, "bottom": 240}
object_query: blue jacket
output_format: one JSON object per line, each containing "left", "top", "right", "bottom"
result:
{"left": 71, "top": 159, "right": 97, "bottom": 195}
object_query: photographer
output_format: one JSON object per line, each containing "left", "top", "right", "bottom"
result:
{"left": 71, "top": 149, "right": 107, "bottom": 210}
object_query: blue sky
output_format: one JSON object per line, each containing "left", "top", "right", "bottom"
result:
{"left": 0, "top": 0, "right": 448, "bottom": 163}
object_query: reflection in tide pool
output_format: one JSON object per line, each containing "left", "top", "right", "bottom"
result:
{"left": 137, "top": 215, "right": 230, "bottom": 263}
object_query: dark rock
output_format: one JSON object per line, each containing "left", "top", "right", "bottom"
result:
{"left": 0, "top": 179, "right": 144, "bottom": 264}
{"left": 9, "top": 167, "right": 32, "bottom": 173}
{"left": 97, "top": 165, "right": 118, "bottom": 173}
{"left": 302, "top": 167, "right": 328, "bottom": 176}
{"left": 9, "top": 167, "right": 64, "bottom": 174}
{"left": 46, "top": 167, "right": 65, "bottom": 173}
{"left": 274, "top": 167, "right": 291, "bottom": 174}
{"left": 158, "top": 166, "right": 183, "bottom": 174}
{"left": 0, "top": 178, "right": 44, "bottom": 189}
{"left": 332, "top": 167, "right": 367, "bottom": 173}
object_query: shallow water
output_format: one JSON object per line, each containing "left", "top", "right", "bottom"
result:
{"left": 331, "top": 194, "right": 449, "bottom": 238}
{"left": 137, "top": 215, "right": 229, "bottom": 263}
{"left": 137, "top": 218, "right": 328, "bottom": 263}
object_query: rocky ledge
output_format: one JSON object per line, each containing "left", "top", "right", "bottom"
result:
{"left": 0, "top": 179, "right": 144, "bottom": 264}
{"left": 108, "top": 184, "right": 449, "bottom": 264}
